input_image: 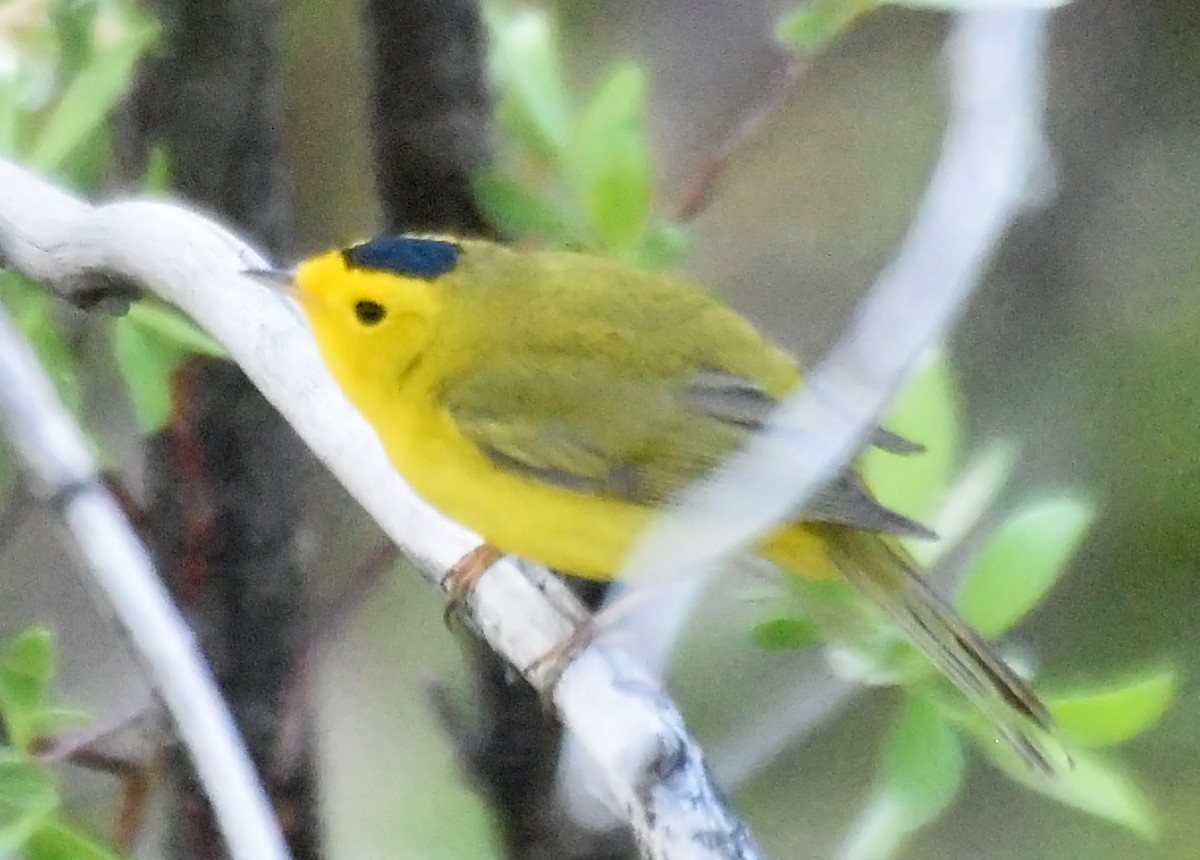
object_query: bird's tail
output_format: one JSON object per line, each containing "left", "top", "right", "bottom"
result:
{"left": 803, "top": 526, "right": 1062, "bottom": 776}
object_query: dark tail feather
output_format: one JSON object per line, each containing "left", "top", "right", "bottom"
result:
{"left": 824, "top": 527, "right": 1065, "bottom": 777}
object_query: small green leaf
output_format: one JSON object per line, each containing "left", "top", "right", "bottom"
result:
{"left": 109, "top": 316, "right": 176, "bottom": 433}
{"left": 29, "top": 708, "right": 91, "bottom": 741}
{"left": 25, "top": 816, "right": 120, "bottom": 860}
{"left": 750, "top": 616, "right": 821, "bottom": 651}
{"left": 110, "top": 302, "right": 224, "bottom": 433}
{"left": 0, "top": 628, "right": 56, "bottom": 751}
{"left": 835, "top": 695, "right": 965, "bottom": 860}
{"left": 1048, "top": 668, "right": 1176, "bottom": 748}
{"left": 568, "top": 63, "right": 652, "bottom": 255}
{"left": 0, "top": 755, "right": 58, "bottom": 853}
{"left": 882, "top": 694, "right": 965, "bottom": 826}
{"left": 777, "top": 0, "right": 879, "bottom": 51}
{"left": 486, "top": 6, "right": 570, "bottom": 166}
{"left": 28, "top": 18, "right": 157, "bottom": 172}
{"left": 123, "top": 302, "right": 225, "bottom": 359}
{"left": 141, "top": 142, "right": 174, "bottom": 194}
{"left": 861, "top": 350, "right": 960, "bottom": 523}
{"left": 634, "top": 223, "right": 690, "bottom": 270}
{"left": 473, "top": 170, "right": 578, "bottom": 246}
{"left": 982, "top": 741, "right": 1157, "bottom": 838}
{"left": 50, "top": 0, "right": 101, "bottom": 75}
{"left": 957, "top": 497, "right": 1094, "bottom": 637}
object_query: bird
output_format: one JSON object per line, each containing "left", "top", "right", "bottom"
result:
{"left": 249, "top": 232, "right": 1061, "bottom": 774}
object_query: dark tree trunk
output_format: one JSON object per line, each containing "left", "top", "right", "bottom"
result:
{"left": 119, "top": 1, "right": 318, "bottom": 857}
{"left": 361, "top": 2, "right": 631, "bottom": 857}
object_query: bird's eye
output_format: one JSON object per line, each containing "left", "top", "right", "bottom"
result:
{"left": 354, "top": 300, "right": 387, "bottom": 326}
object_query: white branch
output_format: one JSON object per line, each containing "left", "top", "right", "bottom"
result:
{"left": 0, "top": 165, "right": 763, "bottom": 860}
{"left": 562, "top": 7, "right": 1054, "bottom": 830}
{"left": 715, "top": 6, "right": 1054, "bottom": 785}
{"left": 0, "top": 302, "right": 291, "bottom": 856}
{"left": 620, "top": 6, "right": 1053, "bottom": 588}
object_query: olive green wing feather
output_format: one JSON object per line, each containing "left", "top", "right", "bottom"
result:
{"left": 440, "top": 357, "right": 933, "bottom": 538}
{"left": 689, "top": 369, "right": 925, "bottom": 455}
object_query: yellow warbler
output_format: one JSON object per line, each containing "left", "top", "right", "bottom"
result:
{"left": 256, "top": 234, "right": 1059, "bottom": 772}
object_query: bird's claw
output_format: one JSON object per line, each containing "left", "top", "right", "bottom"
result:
{"left": 442, "top": 543, "right": 504, "bottom": 628}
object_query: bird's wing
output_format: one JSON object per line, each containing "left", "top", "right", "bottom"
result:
{"left": 440, "top": 358, "right": 933, "bottom": 538}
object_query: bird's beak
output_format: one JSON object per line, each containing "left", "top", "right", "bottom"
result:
{"left": 242, "top": 267, "right": 296, "bottom": 291}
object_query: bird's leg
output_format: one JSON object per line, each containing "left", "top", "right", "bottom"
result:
{"left": 442, "top": 542, "right": 504, "bottom": 627}
{"left": 526, "top": 620, "right": 597, "bottom": 696}
{"left": 526, "top": 583, "right": 653, "bottom": 689}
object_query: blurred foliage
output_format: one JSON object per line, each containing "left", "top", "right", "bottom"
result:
{"left": 0, "top": 628, "right": 116, "bottom": 859}
{"left": 0, "top": 0, "right": 224, "bottom": 457}
{"left": 752, "top": 352, "right": 1174, "bottom": 857}
{"left": 0, "top": 0, "right": 1190, "bottom": 858}
{"left": 477, "top": 3, "right": 687, "bottom": 267}
{"left": 0, "top": 2, "right": 227, "bottom": 855}
{"left": 479, "top": 4, "right": 1176, "bottom": 858}
{"left": 835, "top": 694, "right": 965, "bottom": 860}
{"left": 479, "top": 4, "right": 1177, "bottom": 858}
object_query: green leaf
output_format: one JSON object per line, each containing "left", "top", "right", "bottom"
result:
{"left": 0, "top": 755, "right": 58, "bottom": 853}
{"left": 1048, "top": 668, "right": 1176, "bottom": 748}
{"left": 982, "top": 740, "right": 1157, "bottom": 838}
{"left": 634, "top": 223, "right": 690, "bottom": 270}
{"left": 28, "top": 707, "right": 92, "bottom": 741}
{"left": 486, "top": 6, "right": 570, "bottom": 166}
{"left": 777, "top": 0, "right": 879, "bottom": 51}
{"left": 956, "top": 497, "right": 1094, "bottom": 637}
{"left": 1, "top": 278, "right": 83, "bottom": 419}
{"left": 110, "top": 302, "right": 225, "bottom": 433}
{"left": 473, "top": 170, "right": 578, "bottom": 246}
{"left": 882, "top": 694, "right": 965, "bottom": 826}
{"left": 0, "top": 628, "right": 56, "bottom": 751}
{"left": 836, "top": 695, "right": 965, "bottom": 860}
{"left": 25, "top": 816, "right": 120, "bottom": 860}
{"left": 568, "top": 63, "right": 652, "bottom": 255}
{"left": 109, "top": 317, "right": 175, "bottom": 433}
{"left": 50, "top": 0, "right": 101, "bottom": 75}
{"left": 861, "top": 350, "right": 960, "bottom": 523}
{"left": 28, "top": 18, "right": 156, "bottom": 172}
{"left": 124, "top": 301, "right": 225, "bottom": 358}
{"left": 141, "top": 142, "right": 174, "bottom": 194}
{"left": 749, "top": 616, "right": 821, "bottom": 651}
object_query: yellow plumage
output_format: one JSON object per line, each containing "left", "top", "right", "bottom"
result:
{"left": 278, "top": 233, "right": 1059, "bottom": 773}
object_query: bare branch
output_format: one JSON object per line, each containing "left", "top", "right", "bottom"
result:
{"left": 673, "top": 55, "right": 810, "bottom": 223}
{"left": 0, "top": 165, "right": 763, "bottom": 860}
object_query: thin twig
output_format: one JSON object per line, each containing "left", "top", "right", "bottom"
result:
{"left": 673, "top": 54, "right": 811, "bottom": 223}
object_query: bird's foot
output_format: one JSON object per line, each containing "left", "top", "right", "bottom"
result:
{"left": 442, "top": 543, "right": 504, "bottom": 627}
